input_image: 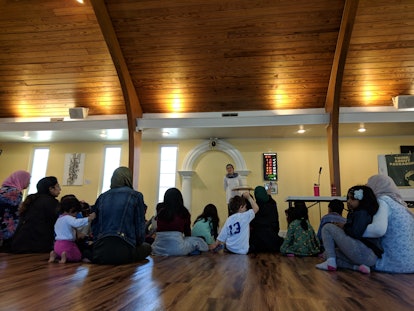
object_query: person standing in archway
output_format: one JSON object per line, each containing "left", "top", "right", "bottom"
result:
{"left": 224, "top": 163, "right": 242, "bottom": 215}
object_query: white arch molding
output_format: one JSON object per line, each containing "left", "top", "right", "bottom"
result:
{"left": 178, "top": 139, "right": 250, "bottom": 210}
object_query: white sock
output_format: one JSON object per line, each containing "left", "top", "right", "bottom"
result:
{"left": 326, "top": 257, "right": 336, "bottom": 268}
{"left": 316, "top": 257, "right": 337, "bottom": 271}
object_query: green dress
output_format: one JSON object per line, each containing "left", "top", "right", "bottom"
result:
{"left": 280, "top": 219, "right": 320, "bottom": 256}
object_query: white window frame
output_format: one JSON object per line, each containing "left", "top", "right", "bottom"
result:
{"left": 158, "top": 145, "right": 178, "bottom": 202}
{"left": 100, "top": 145, "right": 122, "bottom": 194}
{"left": 28, "top": 147, "right": 50, "bottom": 195}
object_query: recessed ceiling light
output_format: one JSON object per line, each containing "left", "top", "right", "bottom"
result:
{"left": 358, "top": 123, "right": 366, "bottom": 133}
{"left": 297, "top": 125, "right": 306, "bottom": 134}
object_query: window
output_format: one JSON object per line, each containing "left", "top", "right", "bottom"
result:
{"left": 28, "top": 147, "right": 50, "bottom": 194}
{"left": 100, "top": 145, "right": 122, "bottom": 194}
{"left": 158, "top": 145, "right": 178, "bottom": 202}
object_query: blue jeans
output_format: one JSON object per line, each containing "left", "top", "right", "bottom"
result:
{"left": 152, "top": 231, "right": 209, "bottom": 256}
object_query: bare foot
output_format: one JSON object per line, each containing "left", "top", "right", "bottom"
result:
{"left": 48, "top": 251, "right": 56, "bottom": 263}
{"left": 59, "top": 251, "right": 67, "bottom": 264}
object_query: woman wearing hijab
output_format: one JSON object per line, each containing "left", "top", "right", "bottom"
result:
{"left": 91, "top": 167, "right": 151, "bottom": 264}
{"left": 363, "top": 174, "right": 414, "bottom": 273}
{"left": 249, "top": 186, "right": 284, "bottom": 253}
{"left": 0, "top": 170, "right": 31, "bottom": 251}
{"left": 152, "top": 188, "right": 208, "bottom": 256}
{"left": 11, "top": 176, "right": 61, "bottom": 253}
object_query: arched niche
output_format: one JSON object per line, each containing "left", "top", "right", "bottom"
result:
{"left": 178, "top": 139, "right": 250, "bottom": 210}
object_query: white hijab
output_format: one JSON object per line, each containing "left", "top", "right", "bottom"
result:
{"left": 367, "top": 174, "right": 407, "bottom": 207}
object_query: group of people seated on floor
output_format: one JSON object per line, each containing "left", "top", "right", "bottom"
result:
{"left": 1, "top": 167, "right": 414, "bottom": 274}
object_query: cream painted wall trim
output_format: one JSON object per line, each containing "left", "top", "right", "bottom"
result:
{"left": 178, "top": 139, "right": 251, "bottom": 210}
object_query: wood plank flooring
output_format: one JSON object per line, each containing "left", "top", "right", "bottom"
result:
{"left": 1, "top": 252, "right": 413, "bottom": 311}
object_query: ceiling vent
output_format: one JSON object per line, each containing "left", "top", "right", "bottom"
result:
{"left": 392, "top": 95, "right": 414, "bottom": 110}
{"left": 221, "top": 112, "right": 238, "bottom": 117}
{"left": 69, "top": 107, "right": 89, "bottom": 119}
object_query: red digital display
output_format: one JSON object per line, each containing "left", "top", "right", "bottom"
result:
{"left": 263, "top": 153, "right": 277, "bottom": 181}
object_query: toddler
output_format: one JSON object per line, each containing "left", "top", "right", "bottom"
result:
{"left": 49, "top": 196, "right": 95, "bottom": 263}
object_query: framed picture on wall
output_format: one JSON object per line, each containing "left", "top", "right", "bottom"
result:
{"left": 62, "top": 153, "right": 85, "bottom": 186}
{"left": 383, "top": 153, "right": 414, "bottom": 187}
{"left": 378, "top": 153, "right": 414, "bottom": 200}
{"left": 264, "top": 182, "right": 278, "bottom": 194}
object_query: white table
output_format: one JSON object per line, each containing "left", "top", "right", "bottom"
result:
{"left": 286, "top": 196, "right": 346, "bottom": 207}
{"left": 285, "top": 196, "right": 347, "bottom": 219}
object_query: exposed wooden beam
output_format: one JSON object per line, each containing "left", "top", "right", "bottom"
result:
{"left": 90, "top": 0, "right": 143, "bottom": 188}
{"left": 325, "top": 0, "right": 359, "bottom": 195}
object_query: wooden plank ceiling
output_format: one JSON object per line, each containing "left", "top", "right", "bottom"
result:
{"left": 0, "top": 0, "right": 413, "bottom": 119}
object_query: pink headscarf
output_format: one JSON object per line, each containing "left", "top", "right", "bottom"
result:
{"left": 2, "top": 170, "right": 31, "bottom": 191}
{"left": 367, "top": 174, "right": 407, "bottom": 207}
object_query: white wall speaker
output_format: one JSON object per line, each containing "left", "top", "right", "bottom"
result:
{"left": 392, "top": 95, "right": 414, "bottom": 110}
{"left": 69, "top": 107, "right": 89, "bottom": 119}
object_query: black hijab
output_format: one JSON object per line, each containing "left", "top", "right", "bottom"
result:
{"left": 36, "top": 176, "right": 58, "bottom": 195}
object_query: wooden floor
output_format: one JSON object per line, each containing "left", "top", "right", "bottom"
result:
{"left": 1, "top": 252, "right": 414, "bottom": 311}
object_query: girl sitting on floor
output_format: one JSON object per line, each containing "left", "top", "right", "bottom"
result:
{"left": 191, "top": 203, "right": 220, "bottom": 246}
{"left": 49, "top": 196, "right": 95, "bottom": 263}
{"left": 280, "top": 201, "right": 320, "bottom": 257}
{"left": 316, "top": 185, "right": 383, "bottom": 274}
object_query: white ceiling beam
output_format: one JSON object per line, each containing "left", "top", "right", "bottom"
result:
{"left": 0, "top": 115, "right": 127, "bottom": 132}
{"left": 137, "top": 108, "right": 414, "bottom": 130}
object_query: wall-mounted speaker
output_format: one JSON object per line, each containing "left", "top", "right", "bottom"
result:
{"left": 69, "top": 107, "right": 89, "bottom": 119}
{"left": 392, "top": 95, "right": 414, "bottom": 110}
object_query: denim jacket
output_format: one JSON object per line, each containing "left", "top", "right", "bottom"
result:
{"left": 92, "top": 186, "right": 146, "bottom": 247}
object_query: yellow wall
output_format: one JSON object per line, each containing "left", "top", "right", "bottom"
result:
{"left": 165, "top": 136, "right": 413, "bottom": 232}
{"left": 0, "top": 141, "right": 129, "bottom": 204}
{"left": 1, "top": 135, "right": 412, "bottom": 232}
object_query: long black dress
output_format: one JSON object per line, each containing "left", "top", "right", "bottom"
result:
{"left": 11, "top": 194, "right": 59, "bottom": 253}
{"left": 249, "top": 196, "right": 284, "bottom": 253}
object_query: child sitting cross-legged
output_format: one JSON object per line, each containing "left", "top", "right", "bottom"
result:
{"left": 316, "top": 186, "right": 383, "bottom": 274}
{"left": 210, "top": 192, "right": 259, "bottom": 254}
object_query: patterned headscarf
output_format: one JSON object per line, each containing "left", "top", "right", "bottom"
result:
{"left": 2, "top": 170, "right": 31, "bottom": 191}
{"left": 110, "top": 166, "right": 133, "bottom": 189}
{"left": 36, "top": 176, "right": 58, "bottom": 195}
{"left": 367, "top": 174, "right": 407, "bottom": 207}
